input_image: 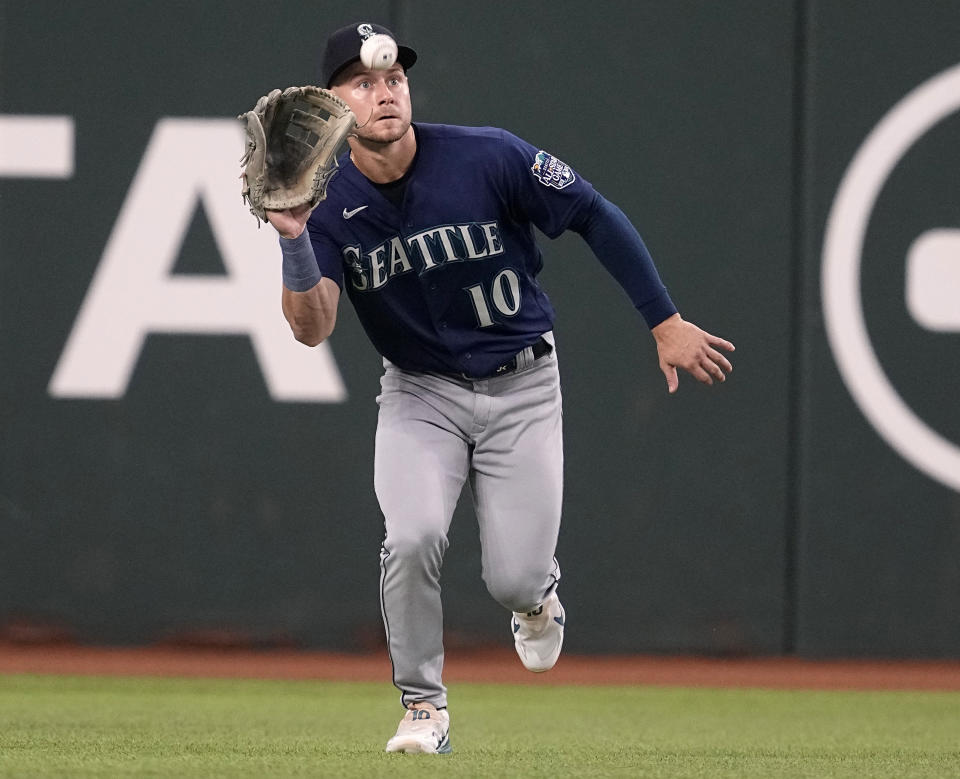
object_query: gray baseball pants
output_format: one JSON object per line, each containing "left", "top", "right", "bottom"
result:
{"left": 375, "top": 335, "right": 563, "bottom": 709}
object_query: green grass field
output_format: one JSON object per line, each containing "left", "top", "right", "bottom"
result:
{"left": 1, "top": 674, "right": 958, "bottom": 777}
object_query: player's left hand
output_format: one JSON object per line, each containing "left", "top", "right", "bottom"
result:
{"left": 651, "top": 313, "right": 735, "bottom": 393}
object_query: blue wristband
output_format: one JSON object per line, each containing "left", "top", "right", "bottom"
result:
{"left": 279, "top": 230, "right": 323, "bottom": 292}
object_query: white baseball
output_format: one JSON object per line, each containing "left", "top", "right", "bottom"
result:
{"left": 360, "top": 34, "right": 398, "bottom": 70}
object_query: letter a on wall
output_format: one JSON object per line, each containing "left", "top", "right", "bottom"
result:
{"left": 49, "top": 119, "right": 346, "bottom": 402}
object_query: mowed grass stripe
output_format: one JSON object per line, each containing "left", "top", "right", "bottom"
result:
{"left": 1, "top": 674, "right": 958, "bottom": 777}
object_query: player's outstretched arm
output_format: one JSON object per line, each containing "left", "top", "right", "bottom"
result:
{"left": 281, "top": 279, "right": 340, "bottom": 346}
{"left": 651, "top": 313, "right": 735, "bottom": 394}
{"left": 267, "top": 205, "right": 341, "bottom": 346}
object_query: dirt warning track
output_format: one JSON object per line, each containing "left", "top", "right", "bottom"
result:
{"left": 2, "top": 643, "right": 959, "bottom": 691}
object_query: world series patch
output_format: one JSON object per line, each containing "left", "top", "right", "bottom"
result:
{"left": 531, "top": 150, "right": 575, "bottom": 190}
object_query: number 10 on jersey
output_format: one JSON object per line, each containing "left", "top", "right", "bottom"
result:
{"left": 465, "top": 268, "right": 521, "bottom": 327}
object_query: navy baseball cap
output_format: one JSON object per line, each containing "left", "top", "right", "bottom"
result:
{"left": 321, "top": 22, "right": 417, "bottom": 88}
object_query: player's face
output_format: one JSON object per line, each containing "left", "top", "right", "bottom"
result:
{"left": 332, "top": 64, "right": 412, "bottom": 146}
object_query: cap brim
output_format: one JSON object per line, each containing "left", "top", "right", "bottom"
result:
{"left": 327, "top": 45, "right": 418, "bottom": 88}
{"left": 397, "top": 45, "right": 417, "bottom": 71}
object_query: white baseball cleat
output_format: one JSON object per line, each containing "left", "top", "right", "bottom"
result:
{"left": 511, "top": 591, "right": 565, "bottom": 672}
{"left": 385, "top": 702, "right": 451, "bottom": 754}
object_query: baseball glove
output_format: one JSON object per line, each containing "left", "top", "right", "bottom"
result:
{"left": 238, "top": 85, "right": 356, "bottom": 223}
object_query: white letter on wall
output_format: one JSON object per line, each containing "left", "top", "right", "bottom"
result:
{"left": 49, "top": 119, "right": 346, "bottom": 402}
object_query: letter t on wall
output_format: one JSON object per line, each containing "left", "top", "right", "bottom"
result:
{"left": 0, "top": 115, "right": 74, "bottom": 177}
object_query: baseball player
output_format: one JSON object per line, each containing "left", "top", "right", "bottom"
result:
{"left": 266, "top": 22, "right": 735, "bottom": 754}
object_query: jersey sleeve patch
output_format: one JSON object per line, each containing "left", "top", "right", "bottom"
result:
{"left": 531, "top": 150, "right": 576, "bottom": 190}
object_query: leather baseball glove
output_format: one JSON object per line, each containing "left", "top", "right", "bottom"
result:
{"left": 238, "top": 86, "right": 356, "bottom": 223}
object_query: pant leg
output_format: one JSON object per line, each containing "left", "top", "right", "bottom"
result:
{"left": 375, "top": 366, "right": 471, "bottom": 709}
{"left": 469, "top": 352, "right": 564, "bottom": 614}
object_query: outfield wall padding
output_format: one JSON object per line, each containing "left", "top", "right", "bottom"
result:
{"left": 1, "top": 0, "right": 957, "bottom": 657}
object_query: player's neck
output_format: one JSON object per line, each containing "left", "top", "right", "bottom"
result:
{"left": 349, "top": 128, "right": 417, "bottom": 184}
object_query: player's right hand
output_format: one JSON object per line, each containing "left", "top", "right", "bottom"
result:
{"left": 266, "top": 204, "right": 313, "bottom": 239}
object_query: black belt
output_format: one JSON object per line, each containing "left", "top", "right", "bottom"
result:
{"left": 443, "top": 337, "right": 552, "bottom": 382}
{"left": 443, "top": 338, "right": 553, "bottom": 382}
{"left": 491, "top": 336, "right": 552, "bottom": 375}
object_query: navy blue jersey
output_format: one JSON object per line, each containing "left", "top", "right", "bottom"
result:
{"left": 306, "top": 124, "right": 616, "bottom": 376}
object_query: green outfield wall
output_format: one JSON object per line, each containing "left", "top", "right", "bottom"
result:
{"left": 1, "top": 1, "right": 958, "bottom": 657}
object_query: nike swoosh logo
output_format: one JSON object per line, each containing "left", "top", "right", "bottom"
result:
{"left": 343, "top": 205, "right": 368, "bottom": 219}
